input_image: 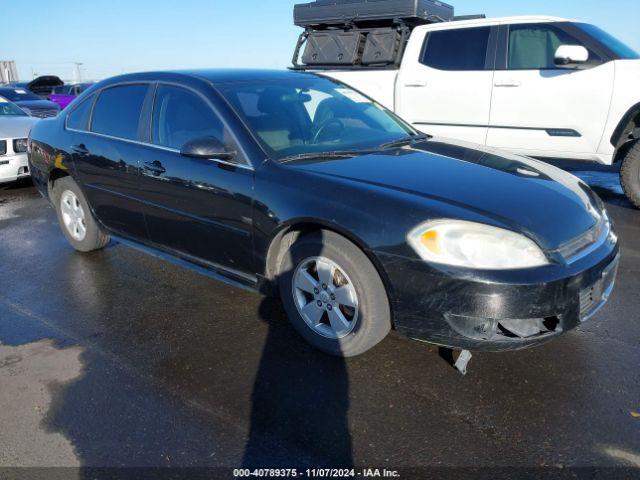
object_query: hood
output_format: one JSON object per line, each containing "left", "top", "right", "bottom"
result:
{"left": 0, "top": 116, "right": 39, "bottom": 139}
{"left": 27, "top": 75, "right": 63, "bottom": 92}
{"left": 290, "top": 138, "right": 603, "bottom": 250}
{"left": 14, "top": 99, "right": 60, "bottom": 110}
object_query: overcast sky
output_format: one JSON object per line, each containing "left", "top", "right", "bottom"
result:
{"left": 2, "top": 0, "right": 639, "bottom": 81}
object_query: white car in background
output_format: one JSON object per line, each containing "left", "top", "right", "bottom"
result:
{"left": 0, "top": 97, "right": 39, "bottom": 184}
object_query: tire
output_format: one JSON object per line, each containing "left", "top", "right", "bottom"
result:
{"left": 278, "top": 230, "right": 391, "bottom": 357}
{"left": 52, "top": 176, "right": 110, "bottom": 252}
{"left": 620, "top": 140, "right": 640, "bottom": 209}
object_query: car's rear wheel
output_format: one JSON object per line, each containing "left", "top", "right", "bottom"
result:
{"left": 620, "top": 140, "right": 640, "bottom": 209}
{"left": 278, "top": 230, "right": 391, "bottom": 357}
{"left": 53, "top": 176, "right": 110, "bottom": 252}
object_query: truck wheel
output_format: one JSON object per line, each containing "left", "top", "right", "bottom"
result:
{"left": 278, "top": 230, "right": 391, "bottom": 357}
{"left": 53, "top": 176, "right": 110, "bottom": 252}
{"left": 621, "top": 140, "right": 640, "bottom": 209}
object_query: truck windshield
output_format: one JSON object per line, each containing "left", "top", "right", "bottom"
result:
{"left": 218, "top": 77, "right": 417, "bottom": 161}
{"left": 575, "top": 23, "right": 639, "bottom": 59}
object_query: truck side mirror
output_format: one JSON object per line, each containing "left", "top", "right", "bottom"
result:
{"left": 555, "top": 45, "right": 589, "bottom": 67}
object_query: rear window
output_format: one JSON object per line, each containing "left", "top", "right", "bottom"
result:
{"left": 421, "top": 27, "right": 491, "bottom": 71}
{"left": 91, "top": 85, "right": 148, "bottom": 140}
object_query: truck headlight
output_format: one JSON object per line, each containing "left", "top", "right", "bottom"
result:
{"left": 13, "top": 138, "right": 28, "bottom": 153}
{"left": 407, "top": 220, "right": 549, "bottom": 270}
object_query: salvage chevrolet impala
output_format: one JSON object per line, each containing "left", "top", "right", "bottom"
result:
{"left": 28, "top": 70, "right": 619, "bottom": 357}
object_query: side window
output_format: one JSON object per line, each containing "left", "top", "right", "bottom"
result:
{"left": 421, "top": 27, "right": 491, "bottom": 71}
{"left": 151, "top": 85, "right": 225, "bottom": 151}
{"left": 508, "top": 24, "right": 591, "bottom": 70}
{"left": 91, "top": 84, "right": 148, "bottom": 140}
{"left": 66, "top": 94, "right": 94, "bottom": 131}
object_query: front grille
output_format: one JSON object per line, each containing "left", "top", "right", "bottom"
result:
{"left": 579, "top": 287, "right": 597, "bottom": 318}
{"left": 28, "top": 108, "right": 59, "bottom": 118}
{"left": 0, "top": 140, "right": 6, "bottom": 156}
{"left": 579, "top": 256, "right": 619, "bottom": 321}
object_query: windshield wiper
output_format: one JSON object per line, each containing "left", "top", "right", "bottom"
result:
{"left": 378, "top": 133, "right": 432, "bottom": 151}
{"left": 278, "top": 150, "right": 374, "bottom": 164}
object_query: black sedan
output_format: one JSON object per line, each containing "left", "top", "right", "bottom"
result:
{"left": 27, "top": 70, "right": 619, "bottom": 357}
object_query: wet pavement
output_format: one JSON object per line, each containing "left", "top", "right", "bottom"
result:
{"left": 0, "top": 164, "right": 639, "bottom": 473}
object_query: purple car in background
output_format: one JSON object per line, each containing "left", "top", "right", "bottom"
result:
{"left": 48, "top": 83, "right": 94, "bottom": 109}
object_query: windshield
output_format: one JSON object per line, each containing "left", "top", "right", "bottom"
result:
{"left": 0, "top": 98, "right": 27, "bottom": 116}
{"left": 575, "top": 23, "right": 639, "bottom": 59}
{"left": 0, "top": 88, "right": 41, "bottom": 102}
{"left": 218, "top": 76, "right": 417, "bottom": 161}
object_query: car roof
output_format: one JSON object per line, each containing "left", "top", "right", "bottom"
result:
{"left": 96, "top": 69, "right": 320, "bottom": 88}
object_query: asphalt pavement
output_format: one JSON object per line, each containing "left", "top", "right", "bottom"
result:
{"left": 0, "top": 163, "right": 639, "bottom": 477}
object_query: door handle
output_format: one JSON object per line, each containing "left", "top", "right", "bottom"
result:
{"left": 71, "top": 144, "right": 89, "bottom": 155}
{"left": 494, "top": 80, "right": 522, "bottom": 87}
{"left": 143, "top": 160, "right": 166, "bottom": 176}
{"left": 404, "top": 81, "right": 428, "bottom": 87}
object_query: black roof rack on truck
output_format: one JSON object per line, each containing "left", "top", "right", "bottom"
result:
{"left": 291, "top": 0, "right": 482, "bottom": 70}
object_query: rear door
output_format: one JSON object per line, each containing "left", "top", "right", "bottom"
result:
{"left": 487, "top": 22, "right": 615, "bottom": 157}
{"left": 396, "top": 25, "right": 497, "bottom": 145}
{"left": 135, "top": 83, "right": 255, "bottom": 276}
{"left": 69, "top": 83, "right": 152, "bottom": 240}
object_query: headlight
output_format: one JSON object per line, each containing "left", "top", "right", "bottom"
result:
{"left": 13, "top": 138, "right": 28, "bottom": 153}
{"left": 407, "top": 220, "right": 549, "bottom": 270}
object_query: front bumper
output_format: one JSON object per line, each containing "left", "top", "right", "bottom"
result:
{"left": 376, "top": 237, "right": 619, "bottom": 352}
{"left": 0, "top": 153, "right": 30, "bottom": 184}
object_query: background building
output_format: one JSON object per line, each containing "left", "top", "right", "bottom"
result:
{"left": 0, "top": 61, "right": 19, "bottom": 84}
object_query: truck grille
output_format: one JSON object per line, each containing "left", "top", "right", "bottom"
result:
{"left": 0, "top": 140, "right": 6, "bottom": 155}
{"left": 28, "top": 108, "right": 59, "bottom": 118}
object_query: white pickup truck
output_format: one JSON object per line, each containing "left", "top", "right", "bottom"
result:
{"left": 296, "top": 15, "right": 640, "bottom": 207}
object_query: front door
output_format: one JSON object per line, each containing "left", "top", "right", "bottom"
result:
{"left": 396, "top": 25, "right": 497, "bottom": 145}
{"left": 488, "top": 23, "right": 615, "bottom": 157}
{"left": 135, "top": 84, "right": 255, "bottom": 275}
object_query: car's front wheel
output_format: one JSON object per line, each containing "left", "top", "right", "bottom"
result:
{"left": 621, "top": 140, "right": 640, "bottom": 209}
{"left": 278, "top": 230, "right": 391, "bottom": 357}
{"left": 52, "top": 176, "right": 110, "bottom": 252}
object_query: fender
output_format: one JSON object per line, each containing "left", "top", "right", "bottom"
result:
{"left": 610, "top": 101, "right": 640, "bottom": 151}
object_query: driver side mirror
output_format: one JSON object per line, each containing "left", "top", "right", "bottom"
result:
{"left": 554, "top": 45, "right": 589, "bottom": 67}
{"left": 180, "top": 136, "right": 237, "bottom": 162}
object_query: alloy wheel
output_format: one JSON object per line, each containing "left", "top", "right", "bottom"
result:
{"left": 60, "top": 190, "right": 87, "bottom": 241}
{"left": 292, "top": 256, "right": 359, "bottom": 339}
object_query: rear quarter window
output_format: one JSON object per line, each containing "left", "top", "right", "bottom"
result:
{"left": 66, "top": 94, "right": 95, "bottom": 131}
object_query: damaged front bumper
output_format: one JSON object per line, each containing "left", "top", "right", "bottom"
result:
{"left": 376, "top": 237, "right": 620, "bottom": 352}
